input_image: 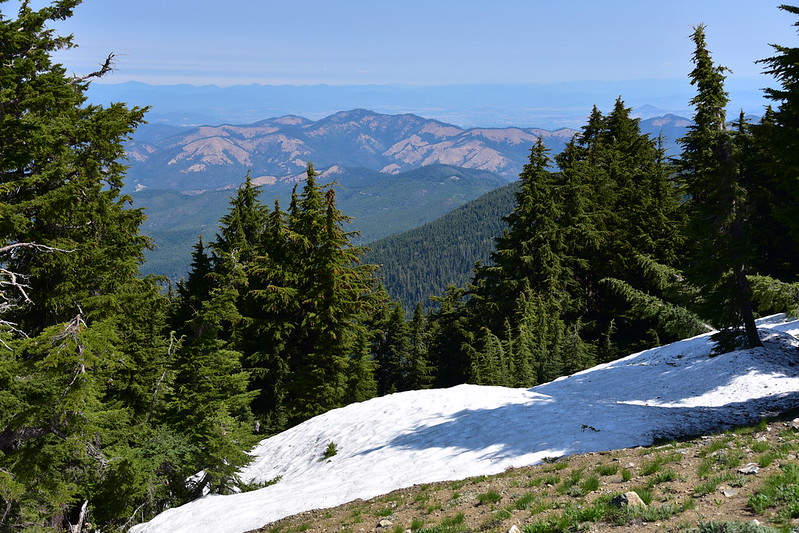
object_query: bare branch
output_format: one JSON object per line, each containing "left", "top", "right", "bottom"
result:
{"left": 0, "top": 242, "right": 74, "bottom": 255}
{"left": 69, "top": 53, "right": 115, "bottom": 85}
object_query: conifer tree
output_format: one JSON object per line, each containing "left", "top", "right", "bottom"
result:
{"left": 166, "top": 253, "right": 256, "bottom": 498}
{"left": 0, "top": 1, "right": 149, "bottom": 334}
{"left": 0, "top": 3, "right": 179, "bottom": 529}
{"left": 679, "top": 25, "right": 761, "bottom": 350}
{"left": 372, "top": 300, "right": 411, "bottom": 395}
{"left": 758, "top": 4, "right": 799, "bottom": 243}
{"left": 406, "top": 302, "right": 434, "bottom": 390}
{"left": 213, "top": 172, "right": 268, "bottom": 267}
{"left": 287, "top": 182, "right": 379, "bottom": 422}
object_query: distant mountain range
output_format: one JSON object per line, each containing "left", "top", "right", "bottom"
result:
{"left": 125, "top": 109, "right": 576, "bottom": 191}
{"left": 125, "top": 109, "right": 691, "bottom": 193}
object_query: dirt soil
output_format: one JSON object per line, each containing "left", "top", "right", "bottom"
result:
{"left": 251, "top": 419, "right": 799, "bottom": 533}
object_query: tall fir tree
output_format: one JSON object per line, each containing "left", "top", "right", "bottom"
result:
{"left": 0, "top": 2, "right": 182, "bottom": 529}
{"left": 678, "top": 25, "right": 761, "bottom": 350}
{"left": 756, "top": 4, "right": 799, "bottom": 281}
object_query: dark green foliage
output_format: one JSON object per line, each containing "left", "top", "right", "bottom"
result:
{"left": 749, "top": 275, "right": 799, "bottom": 317}
{"left": 758, "top": 5, "right": 799, "bottom": 244}
{"left": 451, "top": 99, "right": 683, "bottom": 386}
{"left": 0, "top": 3, "right": 259, "bottom": 529}
{"left": 679, "top": 25, "right": 761, "bottom": 351}
{"left": 364, "top": 182, "right": 516, "bottom": 312}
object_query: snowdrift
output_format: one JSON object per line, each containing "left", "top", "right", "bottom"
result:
{"left": 132, "top": 315, "right": 799, "bottom": 533}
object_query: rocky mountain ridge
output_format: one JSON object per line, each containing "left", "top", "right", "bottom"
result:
{"left": 124, "top": 109, "right": 579, "bottom": 191}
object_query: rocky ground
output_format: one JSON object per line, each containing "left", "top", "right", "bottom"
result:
{"left": 252, "top": 418, "right": 799, "bottom": 533}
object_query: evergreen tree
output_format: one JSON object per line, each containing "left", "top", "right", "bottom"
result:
{"left": 372, "top": 299, "right": 411, "bottom": 395}
{"left": 473, "top": 139, "right": 569, "bottom": 323}
{"left": 213, "top": 172, "right": 268, "bottom": 267}
{"left": 287, "top": 183, "right": 379, "bottom": 422}
{"left": 405, "top": 302, "right": 434, "bottom": 390}
{"left": 679, "top": 25, "right": 761, "bottom": 350}
{"left": 166, "top": 253, "right": 256, "bottom": 499}
{"left": 0, "top": 3, "right": 181, "bottom": 529}
{"left": 172, "top": 236, "right": 215, "bottom": 338}
{"left": 244, "top": 165, "right": 381, "bottom": 427}
{"left": 0, "top": 1, "right": 149, "bottom": 334}
{"left": 758, "top": 5, "right": 799, "bottom": 244}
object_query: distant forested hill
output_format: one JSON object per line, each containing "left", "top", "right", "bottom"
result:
{"left": 139, "top": 164, "right": 508, "bottom": 279}
{"left": 364, "top": 182, "right": 518, "bottom": 311}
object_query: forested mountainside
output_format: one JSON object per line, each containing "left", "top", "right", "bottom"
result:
{"left": 137, "top": 164, "right": 507, "bottom": 279}
{"left": 364, "top": 182, "right": 518, "bottom": 312}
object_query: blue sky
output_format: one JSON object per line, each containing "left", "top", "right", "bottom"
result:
{"left": 8, "top": 0, "right": 796, "bottom": 87}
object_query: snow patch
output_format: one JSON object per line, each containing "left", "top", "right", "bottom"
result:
{"left": 132, "top": 315, "right": 799, "bottom": 533}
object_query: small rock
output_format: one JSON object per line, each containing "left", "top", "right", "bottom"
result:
{"left": 611, "top": 491, "right": 648, "bottom": 508}
{"left": 755, "top": 435, "right": 768, "bottom": 442}
{"left": 508, "top": 526, "right": 522, "bottom": 533}
{"left": 377, "top": 519, "right": 393, "bottom": 528}
{"left": 789, "top": 418, "right": 799, "bottom": 430}
{"left": 624, "top": 462, "right": 635, "bottom": 469}
{"left": 738, "top": 463, "right": 760, "bottom": 475}
{"left": 721, "top": 488, "right": 739, "bottom": 498}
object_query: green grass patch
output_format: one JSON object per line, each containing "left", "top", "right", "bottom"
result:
{"left": 750, "top": 440, "right": 771, "bottom": 453}
{"left": 513, "top": 492, "right": 535, "bottom": 510}
{"left": 580, "top": 475, "right": 600, "bottom": 493}
{"left": 476, "top": 490, "right": 502, "bottom": 505}
{"left": 747, "top": 462, "right": 799, "bottom": 522}
{"left": 595, "top": 463, "right": 618, "bottom": 476}
{"left": 652, "top": 469, "right": 677, "bottom": 485}
{"left": 757, "top": 451, "right": 779, "bottom": 468}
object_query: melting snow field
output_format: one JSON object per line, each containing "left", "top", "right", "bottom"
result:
{"left": 132, "top": 315, "right": 799, "bottom": 533}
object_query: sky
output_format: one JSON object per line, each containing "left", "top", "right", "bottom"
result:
{"left": 131, "top": 314, "right": 799, "bottom": 533}
{"left": 5, "top": 0, "right": 797, "bottom": 87}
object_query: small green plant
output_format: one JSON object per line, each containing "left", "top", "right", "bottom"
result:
{"left": 621, "top": 468, "right": 633, "bottom": 482}
{"left": 750, "top": 440, "right": 771, "bottom": 453}
{"left": 319, "top": 441, "right": 338, "bottom": 461}
{"left": 652, "top": 469, "right": 677, "bottom": 485}
{"left": 641, "top": 458, "right": 663, "bottom": 476}
{"left": 695, "top": 474, "right": 727, "bottom": 496}
{"left": 410, "top": 517, "right": 425, "bottom": 530}
{"left": 690, "top": 521, "right": 780, "bottom": 532}
{"left": 580, "top": 474, "right": 600, "bottom": 493}
{"left": 757, "top": 451, "right": 779, "bottom": 468}
{"left": 477, "top": 490, "right": 502, "bottom": 505}
{"left": 514, "top": 492, "right": 534, "bottom": 510}
{"left": 595, "top": 463, "right": 618, "bottom": 476}
{"left": 523, "top": 477, "right": 544, "bottom": 488}
{"left": 376, "top": 507, "right": 393, "bottom": 517}
{"left": 542, "top": 473, "right": 560, "bottom": 486}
